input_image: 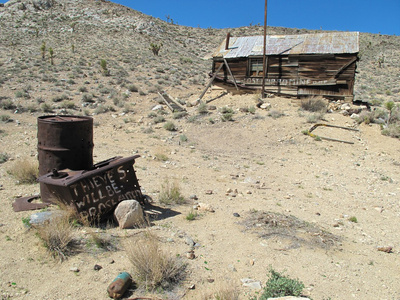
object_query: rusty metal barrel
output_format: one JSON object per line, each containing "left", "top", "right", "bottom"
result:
{"left": 37, "top": 115, "right": 94, "bottom": 202}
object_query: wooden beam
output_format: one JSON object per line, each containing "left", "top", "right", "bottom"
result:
{"left": 223, "top": 58, "right": 238, "bottom": 90}
{"left": 335, "top": 57, "right": 357, "bottom": 78}
{"left": 158, "top": 92, "right": 174, "bottom": 111}
{"left": 198, "top": 62, "right": 224, "bottom": 102}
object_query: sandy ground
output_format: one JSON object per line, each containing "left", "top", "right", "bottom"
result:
{"left": 1, "top": 89, "right": 400, "bottom": 300}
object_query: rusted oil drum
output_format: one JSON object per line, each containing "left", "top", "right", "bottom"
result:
{"left": 37, "top": 115, "right": 94, "bottom": 202}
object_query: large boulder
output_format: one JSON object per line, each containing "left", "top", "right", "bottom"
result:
{"left": 114, "top": 200, "right": 145, "bottom": 229}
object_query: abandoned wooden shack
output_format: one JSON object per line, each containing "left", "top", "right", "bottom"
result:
{"left": 211, "top": 31, "right": 359, "bottom": 101}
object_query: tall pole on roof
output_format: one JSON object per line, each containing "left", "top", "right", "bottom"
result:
{"left": 261, "top": 0, "right": 268, "bottom": 98}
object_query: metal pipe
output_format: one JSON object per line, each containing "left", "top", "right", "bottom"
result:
{"left": 225, "top": 32, "right": 231, "bottom": 50}
{"left": 261, "top": 0, "right": 268, "bottom": 98}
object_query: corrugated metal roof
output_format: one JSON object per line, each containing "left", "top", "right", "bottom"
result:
{"left": 213, "top": 32, "right": 359, "bottom": 58}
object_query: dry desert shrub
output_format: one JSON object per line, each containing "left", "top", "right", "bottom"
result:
{"left": 8, "top": 157, "right": 39, "bottom": 184}
{"left": 257, "top": 268, "right": 305, "bottom": 300}
{"left": 159, "top": 177, "right": 185, "bottom": 205}
{"left": 201, "top": 281, "right": 240, "bottom": 300}
{"left": 300, "top": 96, "right": 328, "bottom": 112}
{"left": 36, "top": 212, "right": 75, "bottom": 261}
{"left": 382, "top": 123, "right": 400, "bottom": 138}
{"left": 126, "top": 231, "right": 186, "bottom": 290}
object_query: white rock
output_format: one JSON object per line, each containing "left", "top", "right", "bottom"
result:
{"left": 260, "top": 103, "right": 271, "bottom": 110}
{"left": 152, "top": 105, "right": 164, "bottom": 111}
{"left": 241, "top": 278, "right": 262, "bottom": 290}
{"left": 114, "top": 200, "right": 145, "bottom": 229}
{"left": 196, "top": 202, "right": 215, "bottom": 212}
{"left": 341, "top": 103, "right": 351, "bottom": 110}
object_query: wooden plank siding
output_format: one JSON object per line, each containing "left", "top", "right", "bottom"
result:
{"left": 212, "top": 53, "right": 357, "bottom": 100}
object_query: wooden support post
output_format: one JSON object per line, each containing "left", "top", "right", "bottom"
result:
{"left": 197, "top": 62, "right": 224, "bottom": 102}
{"left": 223, "top": 58, "right": 238, "bottom": 90}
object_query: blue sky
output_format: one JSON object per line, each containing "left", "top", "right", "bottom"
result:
{"left": 1, "top": 0, "right": 398, "bottom": 35}
{"left": 114, "top": 0, "right": 400, "bottom": 36}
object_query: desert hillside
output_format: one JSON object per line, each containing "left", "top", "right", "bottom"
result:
{"left": 0, "top": 1, "right": 400, "bottom": 300}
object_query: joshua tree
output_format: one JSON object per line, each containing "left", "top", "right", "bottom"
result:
{"left": 100, "top": 59, "right": 110, "bottom": 76}
{"left": 150, "top": 43, "right": 163, "bottom": 56}
{"left": 49, "top": 47, "right": 54, "bottom": 65}
{"left": 40, "top": 42, "right": 46, "bottom": 60}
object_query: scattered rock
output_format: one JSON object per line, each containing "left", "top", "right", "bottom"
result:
{"left": 195, "top": 202, "right": 215, "bottom": 212}
{"left": 70, "top": 267, "right": 79, "bottom": 273}
{"left": 205, "top": 190, "right": 213, "bottom": 195}
{"left": 152, "top": 104, "right": 164, "bottom": 111}
{"left": 186, "top": 250, "right": 195, "bottom": 260}
{"left": 29, "top": 211, "right": 63, "bottom": 226}
{"left": 207, "top": 278, "right": 215, "bottom": 283}
{"left": 185, "top": 237, "right": 195, "bottom": 246}
{"left": 114, "top": 200, "right": 145, "bottom": 229}
{"left": 188, "top": 284, "right": 195, "bottom": 290}
{"left": 189, "top": 194, "right": 198, "bottom": 200}
{"left": 377, "top": 246, "right": 393, "bottom": 253}
{"left": 340, "top": 103, "right": 351, "bottom": 110}
{"left": 190, "top": 99, "right": 200, "bottom": 106}
{"left": 350, "top": 113, "right": 360, "bottom": 119}
{"left": 233, "top": 213, "right": 240, "bottom": 217}
{"left": 93, "top": 264, "right": 102, "bottom": 271}
{"left": 228, "top": 264, "right": 237, "bottom": 272}
{"left": 241, "top": 278, "right": 262, "bottom": 290}
{"left": 260, "top": 102, "right": 271, "bottom": 110}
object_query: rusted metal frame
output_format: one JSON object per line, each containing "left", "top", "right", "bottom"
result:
{"left": 223, "top": 58, "right": 238, "bottom": 90}
{"left": 37, "top": 115, "right": 94, "bottom": 203}
{"left": 334, "top": 57, "right": 357, "bottom": 78}
{"left": 304, "top": 123, "right": 359, "bottom": 144}
{"left": 38, "top": 155, "right": 145, "bottom": 219}
{"left": 12, "top": 195, "right": 50, "bottom": 212}
{"left": 198, "top": 62, "right": 224, "bottom": 101}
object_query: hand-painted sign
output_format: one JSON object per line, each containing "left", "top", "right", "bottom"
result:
{"left": 38, "top": 156, "right": 144, "bottom": 218}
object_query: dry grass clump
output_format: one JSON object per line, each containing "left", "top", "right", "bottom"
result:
{"left": 8, "top": 157, "right": 39, "bottom": 184}
{"left": 300, "top": 97, "right": 328, "bottom": 112}
{"left": 35, "top": 212, "right": 76, "bottom": 261}
{"left": 201, "top": 281, "right": 240, "bottom": 300}
{"left": 356, "top": 102, "right": 400, "bottom": 139}
{"left": 0, "top": 152, "right": 9, "bottom": 164}
{"left": 159, "top": 177, "right": 185, "bottom": 205}
{"left": 126, "top": 231, "right": 186, "bottom": 290}
{"left": 382, "top": 123, "right": 400, "bottom": 138}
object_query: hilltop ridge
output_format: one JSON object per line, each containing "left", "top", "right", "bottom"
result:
{"left": 0, "top": 0, "right": 399, "bottom": 104}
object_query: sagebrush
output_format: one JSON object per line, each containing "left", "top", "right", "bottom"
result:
{"left": 126, "top": 231, "right": 186, "bottom": 290}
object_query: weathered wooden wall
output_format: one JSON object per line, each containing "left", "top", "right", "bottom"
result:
{"left": 212, "top": 53, "right": 357, "bottom": 100}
